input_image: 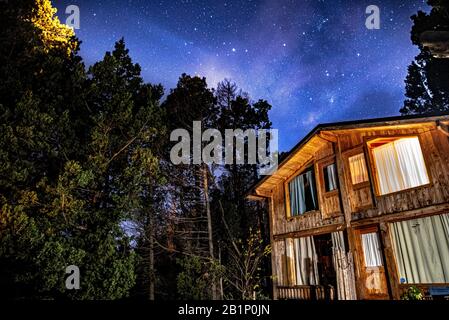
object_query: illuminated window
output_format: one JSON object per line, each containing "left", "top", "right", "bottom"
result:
{"left": 361, "top": 232, "right": 383, "bottom": 267}
{"left": 369, "top": 137, "right": 429, "bottom": 195}
{"left": 348, "top": 153, "right": 369, "bottom": 185}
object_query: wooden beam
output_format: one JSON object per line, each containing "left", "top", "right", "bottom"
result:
{"left": 273, "top": 223, "right": 345, "bottom": 241}
{"left": 350, "top": 203, "right": 449, "bottom": 227}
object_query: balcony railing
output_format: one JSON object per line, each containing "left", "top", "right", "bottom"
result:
{"left": 277, "top": 285, "right": 336, "bottom": 300}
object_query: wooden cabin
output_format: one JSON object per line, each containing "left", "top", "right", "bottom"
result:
{"left": 248, "top": 113, "right": 449, "bottom": 300}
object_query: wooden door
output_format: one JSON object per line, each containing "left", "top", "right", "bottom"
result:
{"left": 355, "top": 226, "right": 390, "bottom": 300}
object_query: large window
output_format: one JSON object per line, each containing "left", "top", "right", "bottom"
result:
{"left": 369, "top": 137, "right": 430, "bottom": 195}
{"left": 390, "top": 213, "right": 449, "bottom": 284}
{"left": 287, "top": 167, "right": 318, "bottom": 216}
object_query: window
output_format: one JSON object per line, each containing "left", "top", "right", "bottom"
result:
{"left": 390, "top": 213, "right": 449, "bottom": 284}
{"left": 287, "top": 167, "right": 318, "bottom": 216}
{"left": 369, "top": 137, "right": 429, "bottom": 195}
{"left": 348, "top": 153, "right": 369, "bottom": 185}
{"left": 361, "top": 232, "right": 383, "bottom": 267}
{"left": 323, "top": 163, "right": 338, "bottom": 192}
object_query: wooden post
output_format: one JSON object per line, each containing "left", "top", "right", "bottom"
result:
{"left": 335, "top": 137, "right": 359, "bottom": 300}
{"left": 268, "top": 194, "right": 279, "bottom": 300}
{"left": 379, "top": 222, "right": 400, "bottom": 299}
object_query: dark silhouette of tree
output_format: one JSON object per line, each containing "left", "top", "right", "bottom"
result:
{"left": 401, "top": 0, "right": 449, "bottom": 115}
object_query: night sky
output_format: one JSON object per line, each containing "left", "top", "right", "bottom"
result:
{"left": 55, "top": 0, "right": 429, "bottom": 151}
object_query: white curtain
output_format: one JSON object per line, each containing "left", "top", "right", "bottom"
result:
{"left": 372, "top": 137, "right": 429, "bottom": 195}
{"left": 294, "top": 237, "right": 319, "bottom": 285}
{"left": 361, "top": 232, "right": 383, "bottom": 267}
{"left": 289, "top": 174, "right": 306, "bottom": 215}
{"left": 305, "top": 170, "right": 317, "bottom": 209}
{"left": 348, "top": 153, "right": 369, "bottom": 185}
{"left": 289, "top": 170, "right": 317, "bottom": 216}
{"left": 285, "top": 237, "right": 319, "bottom": 286}
{"left": 390, "top": 213, "right": 449, "bottom": 284}
{"left": 326, "top": 164, "right": 338, "bottom": 191}
{"left": 285, "top": 238, "right": 297, "bottom": 286}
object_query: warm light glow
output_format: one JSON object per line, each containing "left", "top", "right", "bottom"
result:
{"left": 348, "top": 153, "right": 369, "bottom": 185}
{"left": 371, "top": 137, "right": 429, "bottom": 195}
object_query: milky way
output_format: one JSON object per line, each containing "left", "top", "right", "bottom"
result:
{"left": 56, "top": 0, "right": 430, "bottom": 151}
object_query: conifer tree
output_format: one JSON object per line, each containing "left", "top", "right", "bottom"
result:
{"left": 401, "top": 0, "right": 449, "bottom": 114}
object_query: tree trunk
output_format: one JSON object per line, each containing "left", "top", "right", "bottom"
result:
{"left": 203, "top": 163, "right": 218, "bottom": 299}
{"left": 149, "top": 209, "right": 155, "bottom": 300}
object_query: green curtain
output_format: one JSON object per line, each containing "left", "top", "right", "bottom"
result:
{"left": 390, "top": 213, "right": 449, "bottom": 284}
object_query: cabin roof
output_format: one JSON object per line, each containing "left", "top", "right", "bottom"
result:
{"left": 247, "top": 112, "right": 449, "bottom": 199}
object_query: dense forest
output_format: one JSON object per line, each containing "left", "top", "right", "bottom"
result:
{"left": 0, "top": 0, "right": 272, "bottom": 300}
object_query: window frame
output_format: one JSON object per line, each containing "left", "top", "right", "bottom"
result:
{"left": 365, "top": 135, "right": 432, "bottom": 197}
{"left": 316, "top": 155, "right": 340, "bottom": 197}
{"left": 284, "top": 161, "right": 319, "bottom": 219}
{"left": 323, "top": 161, "right": 339, "bottom": 194}
{"left": 344, "top": 147, "right": 371, "bottom": 191}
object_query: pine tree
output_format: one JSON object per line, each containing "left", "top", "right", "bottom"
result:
{"left": 0, "top": 0, "right": 164, "bottom": 299}
{"left": 401, "top": 0, "right": 449, "bottom": 115}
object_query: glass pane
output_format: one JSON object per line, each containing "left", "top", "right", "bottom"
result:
{"left": 390, "top": 213, "right": 449, "bottom": 284}
{"left": 324, "top": 163, "right": 338, "bottom": 192}
{"left": 349, "top": 153, "right": 369, "bottom": 185}
{"left": 361, "top": 232, "right": 383, "bottom": 267}
{"left": 372, "top": 137, "right": 429, "bottom": 195}
{"left": 288, "top": 167, "right": 318, "bottom": 216}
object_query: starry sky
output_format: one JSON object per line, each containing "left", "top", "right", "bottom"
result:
{"left": 55, "top": 0, "right": 430, "bottom": 151}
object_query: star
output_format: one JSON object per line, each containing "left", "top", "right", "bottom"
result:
{"left": 61, "top": 0, "right": 428, "bottom": 152}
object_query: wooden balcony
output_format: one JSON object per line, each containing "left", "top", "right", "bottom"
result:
{"left": 277, "top": 285, "right": 336, "bottom": 300}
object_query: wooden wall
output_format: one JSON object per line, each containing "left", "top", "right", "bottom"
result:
{"left": 264, "top": 122, "right": 449, "bottom": 293}
{"left": 270, "top": 140, "right": 344, "bottom": 237}
{"left": 336, "top": 125, "right": 449, "bottom": 221}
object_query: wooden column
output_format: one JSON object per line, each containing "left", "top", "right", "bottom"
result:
{"left": 335, "top": 137, "right": 359, "bottom": 300}
{"left": 268, "top": 194, "right": 279, "bottom": 300}
{"left": 379, "top": 222, "right": 400, "bottom": 300}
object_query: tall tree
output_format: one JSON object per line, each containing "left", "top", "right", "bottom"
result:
{"left": 0, "top": 0, "right": 164, "bottom": 299}
{"left": 162, "top": 74, "right": 220, "bottom": 299}
{"left": 401, "top": 0, "right": 449, "bottom": 115}
{"left": 212, "top": 79, "right": 273, "bottom": 299}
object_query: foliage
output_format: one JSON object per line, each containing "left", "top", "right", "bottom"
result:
{"left": 0, "top": 0, "right": 273, "bottom": 300}
{"left": 401, "top": 0, "right": 449, "bottom": 115}
{"left": 401, "top": 286, "right": 424, "bottom": 300}
{"left": 176, "top": 256, "right": 224, "bottom": 300}
{"left": 0, "top": 0, "right": 163, "bottom": 299}
{"left": 222, "top": 229, "right": 271, "bottom": 300}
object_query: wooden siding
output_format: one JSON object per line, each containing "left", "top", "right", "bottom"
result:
{"left": 336, "top": 125, "right": 449, "bottom": 221}
{"left": 254, "top": 119, "right": 449, "bottom": 300}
